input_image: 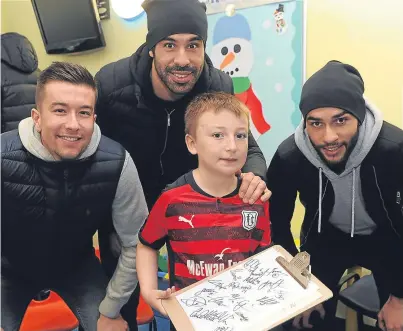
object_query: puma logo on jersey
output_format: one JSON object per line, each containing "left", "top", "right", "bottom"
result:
{"left": 178, "top": 215, "right": 195, "bottom": 228}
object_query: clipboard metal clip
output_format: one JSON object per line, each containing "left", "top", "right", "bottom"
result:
{"left": 276, "top": 251, "right": 311, "bottom": 289}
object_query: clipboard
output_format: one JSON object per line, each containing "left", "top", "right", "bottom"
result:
{"left": 162, "top": 245, "right": 333, "bottom": 331}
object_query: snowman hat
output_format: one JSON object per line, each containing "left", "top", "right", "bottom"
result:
{"left": 274, "top": 4, "right": 284, "bottom": 13}
{"left": 213, "top": 13, "right": 251, "bottom": 45}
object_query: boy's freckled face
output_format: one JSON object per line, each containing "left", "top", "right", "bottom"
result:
{"left": 187, "top": 109, "right": 249, "bottom": 176}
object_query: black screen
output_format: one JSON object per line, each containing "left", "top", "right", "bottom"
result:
{"left": 34, "top": 0, "right": 98, "bottom": 44}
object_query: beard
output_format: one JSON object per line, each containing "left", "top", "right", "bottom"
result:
{"left": 312, "top": 130, "right": 359, "bottom": 174}
{"left": 154, "top": 58, "right": 203, "bottom": 96}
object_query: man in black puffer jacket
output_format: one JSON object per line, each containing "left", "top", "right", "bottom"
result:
{"left": 95, "top": 0, "right": 271, "bottom": 329}
{"left": 1, "top": 32, "right": 40, "bottom": 133}
{"left": 1, "top": 62, "right": 148, "bottom": 331}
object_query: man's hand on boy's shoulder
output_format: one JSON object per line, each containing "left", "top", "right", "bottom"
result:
{"left": 238, "top": 172, "right": 271, "bottom": 204}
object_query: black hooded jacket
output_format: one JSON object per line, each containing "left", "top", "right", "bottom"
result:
{"left": 1, "top": 33, "right": 40, "bottom": 133}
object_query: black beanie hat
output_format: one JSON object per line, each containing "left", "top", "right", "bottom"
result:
{"left": 142, "top": 0, "right": 208, "bottom": 51}
{"left": 299, "top": 60, "right": 366, "bottom": 124}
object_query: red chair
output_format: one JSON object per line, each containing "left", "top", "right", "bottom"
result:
{"left": 137, "top": 295, "right": 158, "bottom": 331}
{"left": 20, "top": 290, "right": 79, "bottom": 331}
{"left": 21, "top": 248, "right": 157, "bottom": 331}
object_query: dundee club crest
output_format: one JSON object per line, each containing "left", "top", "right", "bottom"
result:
{"left": 242, "top": 210, "right": 258, "bottom": 231}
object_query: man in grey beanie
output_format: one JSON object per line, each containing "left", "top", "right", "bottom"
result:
{"left": 267, "top": 61, "right": 403, "bottom": 331}
{"left": 95, "top": 0, "right": 271, "bottom": 329}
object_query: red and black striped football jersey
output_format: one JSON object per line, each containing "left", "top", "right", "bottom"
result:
{"left": 139, "top": 171, "right": 271, "bottom": 289}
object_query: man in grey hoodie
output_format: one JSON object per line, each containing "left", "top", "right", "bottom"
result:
{"left": 1, "top": 62, "right": 147, "bottom": 331}
{"left": 267, "top": 61, "right": 403, "bottom": 331}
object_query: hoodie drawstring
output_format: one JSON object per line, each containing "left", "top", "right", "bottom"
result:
{"left": 318, "top": 168, "right": 323, "bottom": 233}
{"left": 351, "top": 168, "right": 356, "bottom": 237}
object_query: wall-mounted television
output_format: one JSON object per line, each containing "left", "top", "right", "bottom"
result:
{"left": 31, "top": 0, "right": 106, "bottom": 55}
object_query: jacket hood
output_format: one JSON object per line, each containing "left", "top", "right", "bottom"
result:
{"left": 18, "top": 117, "right": 101, "bottom": 162}
{"left": 1, "top": 33, "right": 39, "bottom": 74}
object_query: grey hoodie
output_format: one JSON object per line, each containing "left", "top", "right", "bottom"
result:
{"left": 294, "top": 99, "right": 383, "bottom": 237}
{"left": 18, "top": 118, "right": 149, "bottom": 318}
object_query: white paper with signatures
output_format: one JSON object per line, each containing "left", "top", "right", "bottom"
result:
{"left": 176, "top": 249, "right": 321, "bottom": 331}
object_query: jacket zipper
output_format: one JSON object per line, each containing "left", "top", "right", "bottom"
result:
{"left": 159, "top": 108, "right": 176, "bottom": 175}
{"left": 372, "top": 166, "right": 401, "bottom": 239}
{"left": 63, "top": 169, "right": 69, "bottom": 209}
{"left": 63, "top": 169, "right": 69, "bottom": 195}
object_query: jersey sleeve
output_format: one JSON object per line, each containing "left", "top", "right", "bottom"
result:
{"left": 138, "top": 192, "right": 170, "bottom": 250}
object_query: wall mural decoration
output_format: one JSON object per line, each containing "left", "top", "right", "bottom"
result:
{"left": 206, "top": 0, "right": 305, "bottom": 164}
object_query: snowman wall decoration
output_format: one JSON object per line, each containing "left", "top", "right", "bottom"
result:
{"left": 274, "top": 4, "right": 287, "bottom": 34}
{"left": 211, "top": 13, "right": 271, "bottom": 140}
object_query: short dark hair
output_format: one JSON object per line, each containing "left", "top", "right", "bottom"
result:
{"left": 36, "top": 62, "right": 97, "bottom": 105}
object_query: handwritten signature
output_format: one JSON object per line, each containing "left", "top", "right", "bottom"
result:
{"left": 230, "top": 269, "right": 243, "bottom": 281}
{"left": 258, "top": 278, "right": 285, "bottom": 292}
{"left": 235, "top": 311, "right": 249, "bottom": 322}
{"left": 233, "top": 300, "right": 249, "bottom": 312}
{"left": 214, "top": 327, "right": 234, "bottom": 331}
{"left": 181, "top": 296, "right": 206, "bottom": 307}
{"left": 208, "top": 279, "right": 227, "bottom": 290}
{"left": 180, "top": 254, "right": 301, "bottom": 327}
{"left": 227, "top": 281, "right": 252, "bottom": 293}
{"left": 256, "top": 296, "right": 280, "bottom": 305}
{"left": 195, "top": 288, "right": 217, "bottom": 297}
{"left": 190, "top": 308, "right": 235, "bottom": 323}
{"left": 208, "top": 296, "right": 228, "bottom": 307}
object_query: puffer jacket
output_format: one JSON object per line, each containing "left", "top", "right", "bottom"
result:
{"left": 1, "top": 32, "right": 40, "bottom": 133}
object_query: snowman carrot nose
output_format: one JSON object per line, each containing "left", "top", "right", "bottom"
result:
{"left": 220, "top": 52, "right": 235, "bottom": 70}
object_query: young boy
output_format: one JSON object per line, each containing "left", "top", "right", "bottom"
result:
{"left": 136, "top": 92, "right": 272, "bottom": 316}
